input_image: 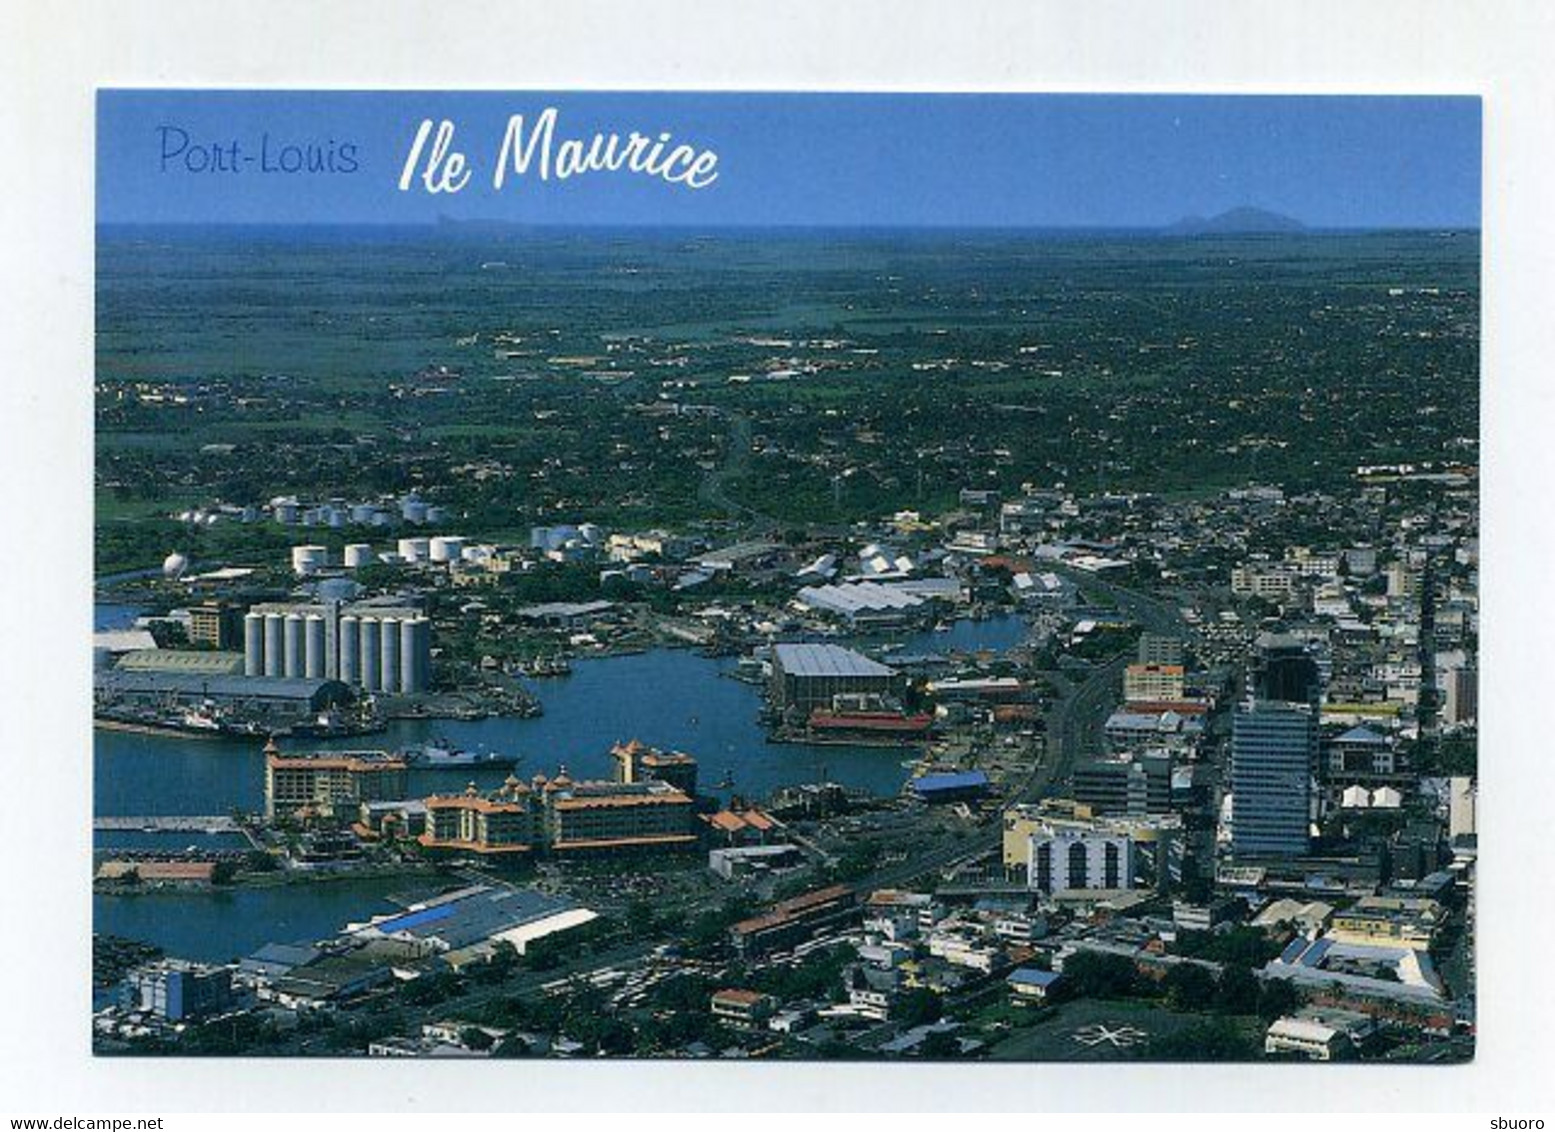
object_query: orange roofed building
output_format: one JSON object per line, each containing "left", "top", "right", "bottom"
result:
{"left": 263, "top": 739, "right": 409, "bottom": 820}
{"left": 610, "top": 738, "right": 700, "bottom": 797}
{"left": 730, "top": 884, "right": 858, "bottom": 957}
{"left": 418, "top": 764, "right": 698, "bottom": 858}
{"left": 702, "top": 805, "right": 782, "bottom": 847}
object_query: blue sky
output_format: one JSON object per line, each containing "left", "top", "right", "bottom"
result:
{"left": 97, "top": 91, "right": 1480, "bottom": 228}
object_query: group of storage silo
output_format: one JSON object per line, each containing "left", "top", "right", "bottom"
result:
{"left": 338, "top": 612, "right": 432, "bottom": 694}
{"left": 242, "top": 607, "right": 430, "bottom": 694}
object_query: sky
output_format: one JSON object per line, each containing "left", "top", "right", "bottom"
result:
{"left": 97, "top": 91, "right": 1481, "bottom": 229}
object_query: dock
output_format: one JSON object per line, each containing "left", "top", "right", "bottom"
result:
{"left": 93, "top": 815, "right": 243, "bottom": 834}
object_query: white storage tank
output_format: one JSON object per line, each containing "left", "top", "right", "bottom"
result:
{"left": 397, "top": 537, "right": 430, "bottom": 563}
{"left": 263, "top": 613, "right": 285, "bottom": 677}
{"left": 379, "top": 618, "right": 401, "bottom": 694}
{"left": 283, "top": 613, "right": 305, "bottom": 678}
{"left": 343, "top": 543, "right": 374, "bottom": 568}
{"left": 243, "top": 612, "right": 265, "bottom": 677}
{"left": 338, "top": 615, "right": 360, "bottom": 685}
{"left": 400, "top": 617, "right": 431, "bottom": 693}
{"left": 304, "top": 614, "right": 327, "bottom": 679}
{"left": 359, "top": 617, "right": 382, "bottom": 692}
{"left": 428, "top": 535, "right": 466, "bottom": 563}
{"left": 291, "top": 544, "right": 329, "bottom": 576}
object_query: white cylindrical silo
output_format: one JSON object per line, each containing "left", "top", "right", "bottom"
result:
{"left": 399, "top": 618, "right": 419, "bottom": 694}
{"left": 419, "top": 618, "right": 432, "bottom": 692}
{"left": 360, "top": 617, "right": 382, "bottom": 692}
{"left": 379, "top": 618, "right": 401, "bottom": 694}
{"left": 343, "top": 543, "right": 374, "bottom": 568}
{"left": 400, "top": 617, "right": 430, "bottom": 693}
{"left": 283, "top": 614, "right": 305, "bottom": 678}
{"left": 243, "top": 612, "right": 264, "bottom": 677}
{"left": 338, "top": 615, "right": 360, "bottom": 686}
{"left": 429, "top": 536, "right": 465, "bottom": 563}
{"left": 304, "top": 614, "right": 326, "bottom": 679}
{"left": 397, "top": 537, "right": 429, "bottom": 563}
{"left": 263, "top": 613, "right": 285, "bottom": 677}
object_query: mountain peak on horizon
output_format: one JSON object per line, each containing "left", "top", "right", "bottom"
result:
{"left": 1164, "top": 206, "right": 1308, "bottom": 236}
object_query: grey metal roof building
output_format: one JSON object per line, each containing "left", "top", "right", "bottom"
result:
{"left": 769, "top": 643, "right": 901, "bottom": 716}
{"left": 795, "top": 582, "right": 932, "bottom": 625}
{"left": 116, "top": 649, "right": 245, "bottom": 676}
{"left": 350, "top": 884, "right": 580, "bottom": 953}
{"left": 95, "top": 670, "right": 353, "bottom": 712}
{"left": 771, "top": 643, "right": 897, "bottom": 679}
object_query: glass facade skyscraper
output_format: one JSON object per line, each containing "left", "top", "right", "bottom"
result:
{"left": 1230, "top": 700, "right": 1318, "bottom": 856}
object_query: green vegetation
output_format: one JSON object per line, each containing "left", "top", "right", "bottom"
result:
{"left": 891, "top": 987, "right": 946, "bottom": 1027}
{"left": 1172, "top": 925, "right": 1283, "bottom": 967}
{"left": 96, "top": 230, "right": 1478, "bottom": 559}
{"left": 1148, "top": 1018, "right": 1262, "bottom": 1061}
{"left": 1059, "top": 948, "right": 1300, "bottom": 1026}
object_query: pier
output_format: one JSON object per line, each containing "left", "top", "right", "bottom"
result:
{"left": 93, "top": 815, "right": 243, "bottom": 834}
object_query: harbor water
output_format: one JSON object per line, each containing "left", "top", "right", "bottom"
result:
{"left": 94, "top": 610, "right": 1028, "bottom": 957}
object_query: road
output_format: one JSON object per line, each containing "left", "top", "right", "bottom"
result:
{"left": 697, "top": 411, "right": 775, "bottom": 528}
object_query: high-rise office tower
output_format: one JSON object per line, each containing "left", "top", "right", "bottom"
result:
{"left": 1230, "top": 700, "right": 1318, "bottom": 857}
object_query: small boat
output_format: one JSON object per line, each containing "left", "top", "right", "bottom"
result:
{"left": 180, "top": 704, "right": 222, "bottom": 732}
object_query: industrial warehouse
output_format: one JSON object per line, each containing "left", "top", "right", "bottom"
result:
{"left": 767, "top": 642, "right": 903, "bottom": 717}
{"left": 346, "top": 884, "right": 597, "bottom": 963}
{"left": 95, "top": 671, "right": 355, "bottom": 730}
